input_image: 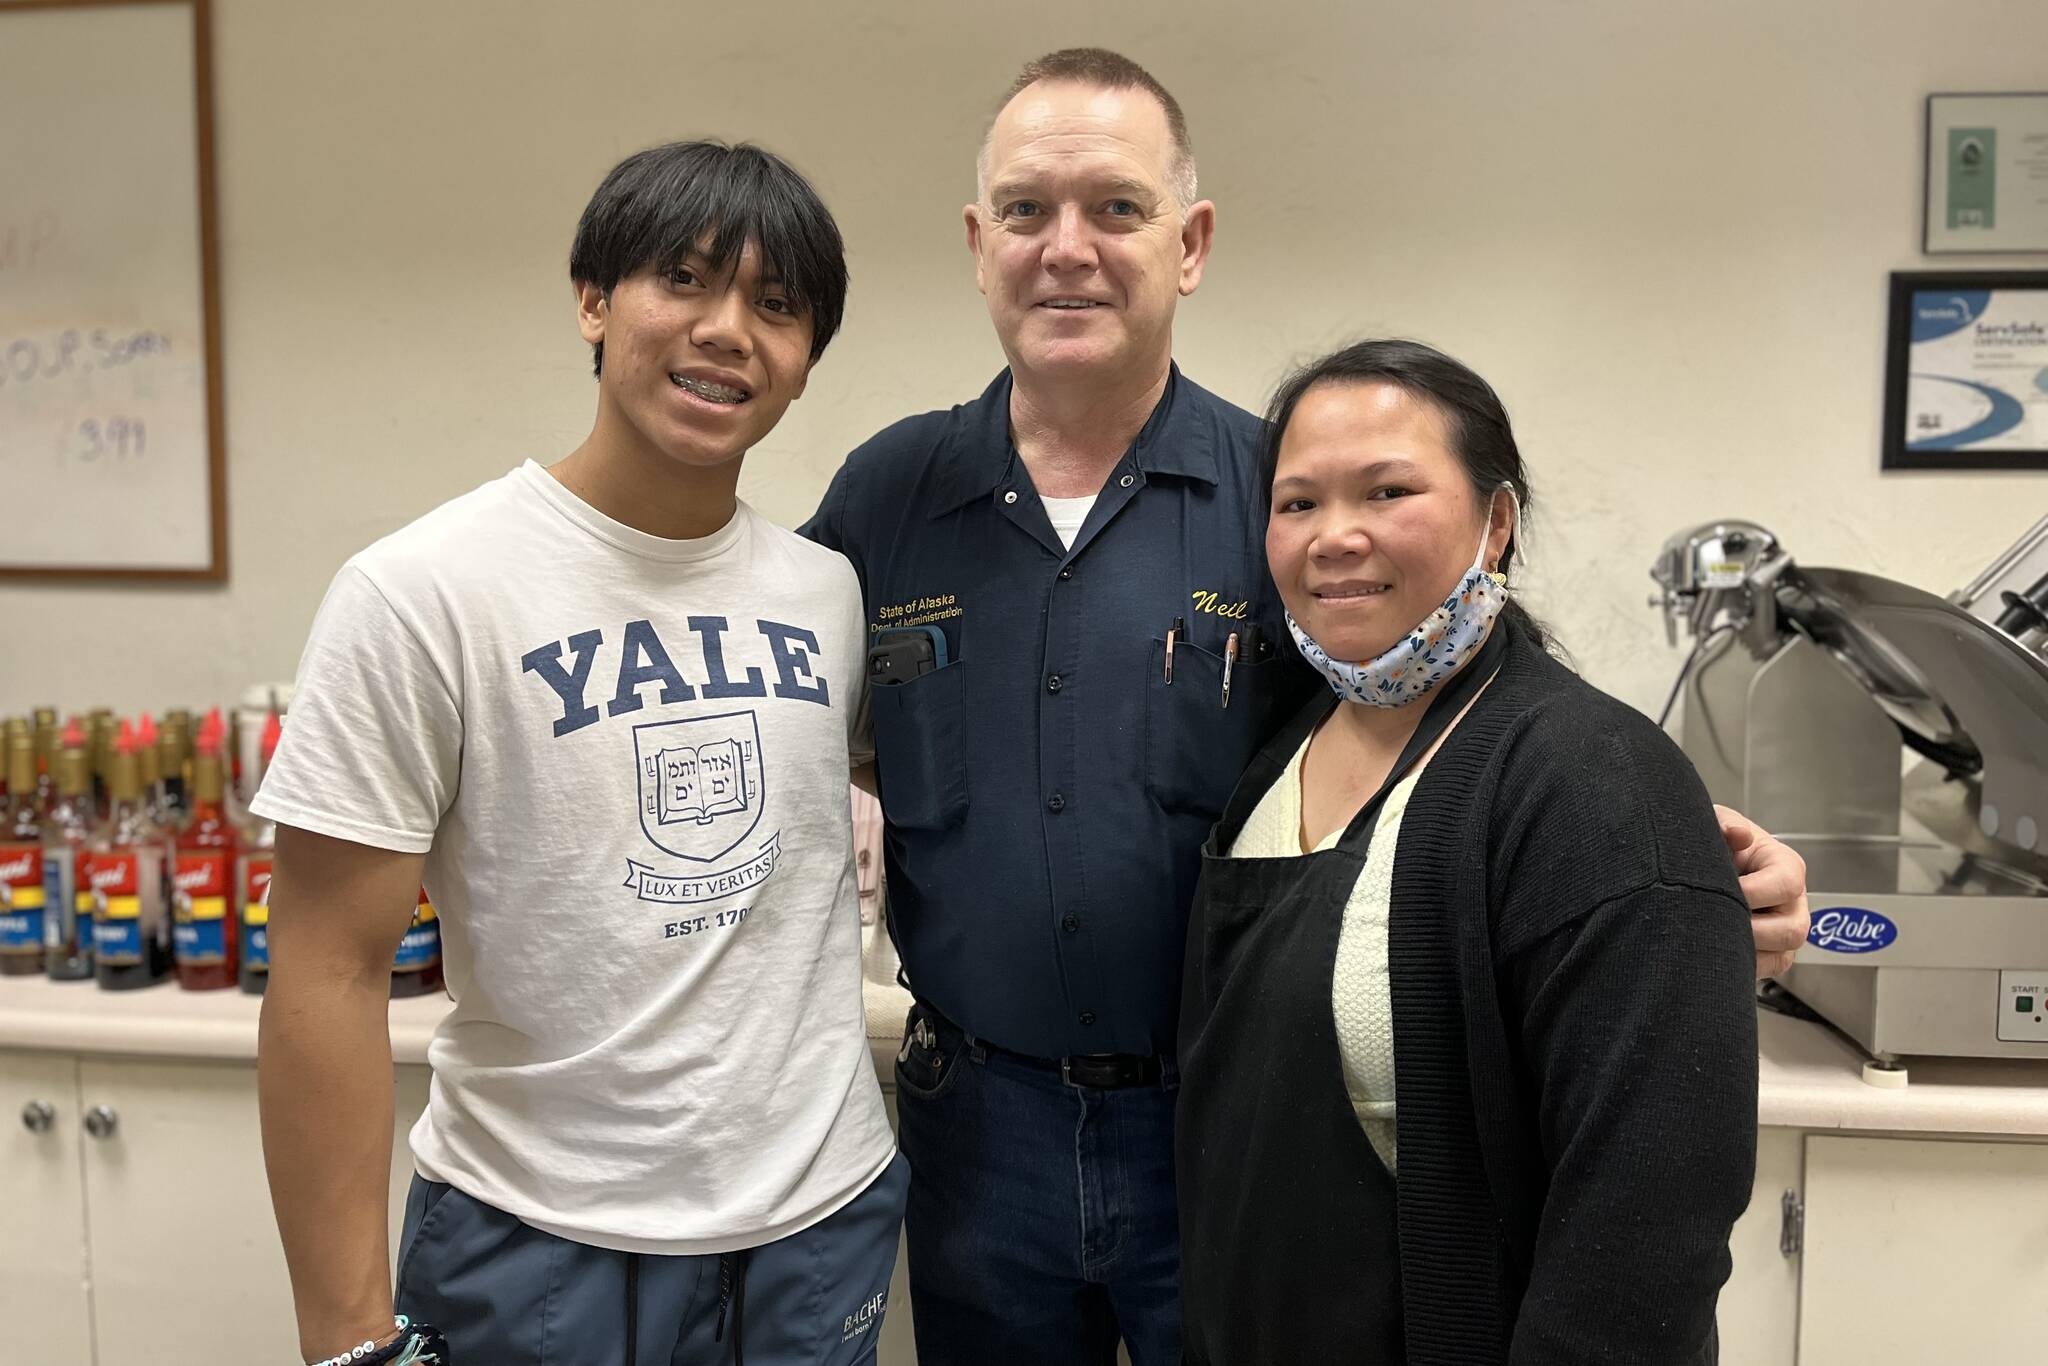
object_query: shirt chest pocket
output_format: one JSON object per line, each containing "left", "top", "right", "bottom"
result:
{"left": 870, "top": 660, "right": 969, "bottom": 830}
{"left": 1143, "top": 637, "right": 1294, "bottom": 817}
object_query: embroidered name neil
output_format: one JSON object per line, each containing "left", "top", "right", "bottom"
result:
{"left": 1190, "top": 589, "right": 1249, "bottom": 619}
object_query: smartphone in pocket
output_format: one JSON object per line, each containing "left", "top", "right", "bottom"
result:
{"left": 868, "top": 626, "right": 950, "bottom": 685}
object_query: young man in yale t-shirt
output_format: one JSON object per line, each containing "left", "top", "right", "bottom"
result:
{"left": 253, "top": 141, "right": 904, "bottom": 1366}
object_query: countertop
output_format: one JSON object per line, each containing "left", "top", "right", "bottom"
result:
{"left": 5, "top": 979, "right": 2046, "bottom": 1136}
{"left": 0, "top": 972, "right": 917, "bottom": 1086}
{"left": 1753, "top": 1006, "right": 2048, "bottom": 1136}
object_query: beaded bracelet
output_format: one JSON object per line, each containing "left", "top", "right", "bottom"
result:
{"left": 308, "top": 1315, "right": 427, "bottom": 1366}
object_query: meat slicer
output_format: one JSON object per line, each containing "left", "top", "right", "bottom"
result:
{"left": 1649, "top": 514, "right": 2048, "bottom": 1074}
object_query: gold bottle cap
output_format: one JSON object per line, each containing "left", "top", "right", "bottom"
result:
{"left": 140, "top": 739, "right": 162, "bottom": 787}
{"left": 109, "top": 747, "right": 141, "bottom": 803}
{"left": 57, "top": 747, "right": 89, "bottom": 798}
{"left": 193, "top": 749, "right": 226, "bottom": 802}
{"left": 6, "top": 734, "right": 32, "bottom": 793}
{"left": 165, "top": 711, "right": 194, "bottom": 762}
{"left": 159, "top": 716, "right": 184, "bottom": 753}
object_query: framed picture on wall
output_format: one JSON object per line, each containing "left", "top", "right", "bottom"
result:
{"left": 1882, "top": 271, "right": 2048, "bottom": 471}
{"left": 0, "top": 0, "right": 227, "bottom": 581}
{"left": 1924, "top": 93, "right": 2048, "bottom": 254}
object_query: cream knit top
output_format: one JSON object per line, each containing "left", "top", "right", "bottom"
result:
{"left": 1226, "top": 735, "right": 1420, "bottom": 1173}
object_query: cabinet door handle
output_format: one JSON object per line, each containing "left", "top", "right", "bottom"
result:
{"left": 83, "top": 1104, "right": 119, "bottom": 1140}
{"left": 19, "top": 1100, "right": 56, "bottom": 1134}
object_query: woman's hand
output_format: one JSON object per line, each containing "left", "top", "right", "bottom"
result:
{"left": 1716, "top": 804, "right": 1811, "bottom": 977}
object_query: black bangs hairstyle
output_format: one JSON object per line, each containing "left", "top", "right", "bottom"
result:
{"left": 1258, "top": 338, "right": 1552, "bottom": 649}
{"left": 568, "top": 140, "right": 848, "bottom": 376}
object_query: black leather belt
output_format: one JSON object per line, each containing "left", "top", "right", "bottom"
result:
{"left": 985, "top": 1043, "right": 1164, "bottom": 1090}
{"left": 910, "top": 999, "right": 1167, "bottom": 1090}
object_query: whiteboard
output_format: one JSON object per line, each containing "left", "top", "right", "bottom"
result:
{"left": 0, "top": 0, "right": 225, "bottom": 579}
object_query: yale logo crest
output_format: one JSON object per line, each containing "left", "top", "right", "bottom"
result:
{"left": 633, "top": 712, "right": 765, "bottom": 864}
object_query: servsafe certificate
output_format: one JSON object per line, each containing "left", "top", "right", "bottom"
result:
{"left": 1899, "top": 287, "right": 2048, "bottom": 463}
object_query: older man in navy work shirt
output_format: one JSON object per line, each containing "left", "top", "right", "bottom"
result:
{"left": 805, "top": 48, "right": 1812, "bottom": 1366}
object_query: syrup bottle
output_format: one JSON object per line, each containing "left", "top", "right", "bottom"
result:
{"left": 0, "top": 719, "right": 22, "bottom": 804}
{"left": 158, "top": 713, "right": 191, "bottom": 829}
{"left": 138, "top": 714, "right": 174, "bottom": 831}
{"left": 92, "top": 724, "right": 173, "bottom": 990}
{"left": 88, "top": 713, "right": 116, "bottom": 818}
{"left": 171, "top": 718, "right": 239, "bottom": 991}
{"left": 1, "top": 732, "right": 48, "bottom": 976}
{"left": 238, "top": 714, "right": 281, "bottom": 994}
{"left": 389, "top": 886, "right": 445, "bottom": 998}
{"left": 44, "top": 731, "right": 96, "bottom": 981}
{"left": 33, "top": 712, "right": 59, "bottom": 815}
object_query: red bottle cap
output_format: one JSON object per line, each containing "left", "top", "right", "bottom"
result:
{"left": 62, "top": 719, "right": 86, "bottom": 749}
{"left": 116, "top": 719, "right": 138, "bottom": 755}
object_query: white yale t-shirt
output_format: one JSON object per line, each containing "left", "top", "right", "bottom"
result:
{"left": 252, "top": 461, "right": 895, "bottom": 1255}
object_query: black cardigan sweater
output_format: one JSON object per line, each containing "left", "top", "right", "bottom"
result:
{"left": 1367, "top": 620, "right": 1758, "bottom": 1363}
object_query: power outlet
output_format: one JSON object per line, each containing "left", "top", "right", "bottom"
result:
{"left": 1996, "top": 971, "right": 2048, "bottom": 1044}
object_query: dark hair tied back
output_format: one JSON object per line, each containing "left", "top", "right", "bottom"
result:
{"left": 1258, "top": 338, "right": 1552, "bottom": 649}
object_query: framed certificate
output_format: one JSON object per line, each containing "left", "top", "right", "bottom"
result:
{"left": 1924, "top": 93, "right": 2048, "bottom": 254}
{"left": 1883, "top": 272, "right": 2048, "bottom": 471}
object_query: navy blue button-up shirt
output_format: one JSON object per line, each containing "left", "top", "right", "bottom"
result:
{"left": 804, "top": 366, "right": 1320, "bottom": 1058}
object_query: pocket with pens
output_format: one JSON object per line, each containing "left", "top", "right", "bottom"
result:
{"left": 1145, "top": 619, "right": 1287, "bottom": 815}
{"left": 1161, "top": 617, "right": 1278, "bottom": 709}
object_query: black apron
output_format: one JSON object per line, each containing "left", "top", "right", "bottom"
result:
{"left": 1175, "top": 627, "right": 1504, "bottom": 1366}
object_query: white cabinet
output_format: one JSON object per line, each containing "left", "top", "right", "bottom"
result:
{"left": 0, "top": 1047, "right": 425, "bottom": 1366}
{"left": 34, "top": 999, "right": 2048, "bottom": 1366}
{"left": 82, "top": 1056, "right": 300, "bottom": 1364}
{"left": 1719, "top": 1126, "right": 1802, "bottom": 1366}
{"left": 1714, "top": 1128, "right": 2048, "bottom": 1364}
{"left": 0, "top": 1049, "right": 94, "bottom": 1366}
{"left": 1798, "top": 1134, "right": 2048, "bottom": 1362}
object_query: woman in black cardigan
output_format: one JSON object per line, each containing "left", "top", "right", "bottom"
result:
{"left": 1176, "top": 339, "right": 1758, "bottom": 1365}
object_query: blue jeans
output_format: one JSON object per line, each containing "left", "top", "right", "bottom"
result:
{"left": 893, "top": 1003, "right": 1181, "bottom": 1366}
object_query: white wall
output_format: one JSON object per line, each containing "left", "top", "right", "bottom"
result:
{"left": 2, "top": 0, "right": 2041, "bottom": 718}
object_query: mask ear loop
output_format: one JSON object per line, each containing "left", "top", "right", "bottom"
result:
{"left": 1484, "top": 482, "right": 1522, "bottom": 586}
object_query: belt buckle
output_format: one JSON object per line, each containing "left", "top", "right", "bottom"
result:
{"left": 1061, "top": 1054, "right": 1129, "bottom": 1088}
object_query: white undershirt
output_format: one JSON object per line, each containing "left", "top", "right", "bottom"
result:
{"left": 1040, "top": 493, "right": 1098, "bottom": 550}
